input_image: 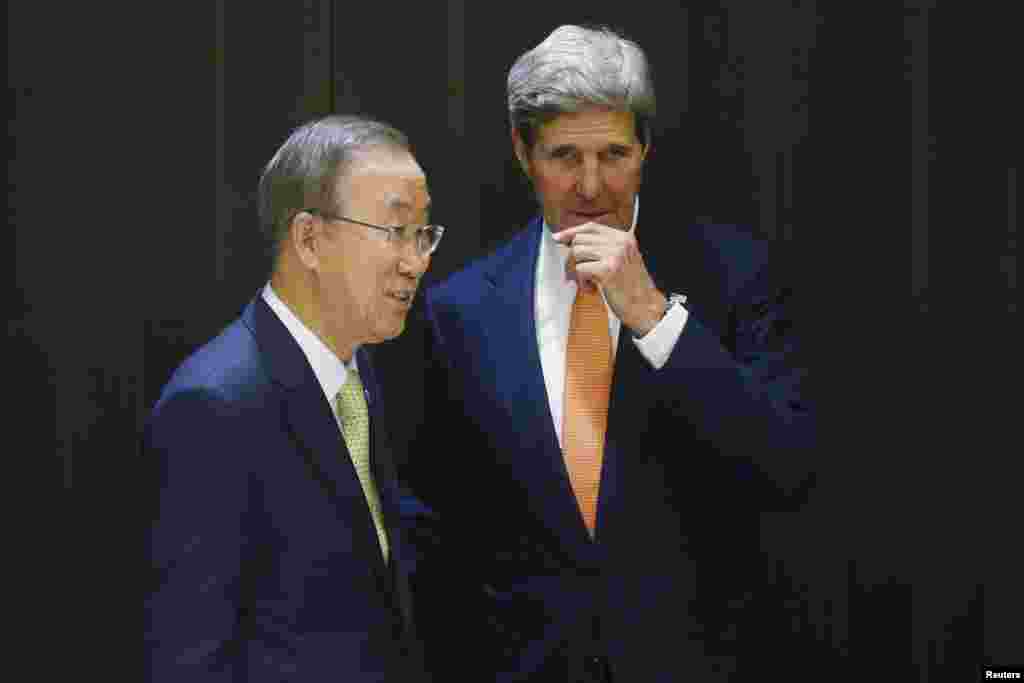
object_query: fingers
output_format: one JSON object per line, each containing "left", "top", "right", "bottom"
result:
{"left": 567, "top": 235, "right": 631, "bottom": 269}
{"left": 555, "top": 224, "right": 634, "bottom": 252}
{"left": 567, "top": 242, "right": 605, "bottom": 263}
{"left": 565, "top": 253, "right": 599, "bottom": 292}
{"left": 574, "top": 259, "right": 615, "bottom": 284}
{"left": 565, "top": 235, "right": 630, "bottom": 287}
{"left": 551, "top": 226, "right": 582, "bottom": 244}
{"left": 557, "top": 221, "right": 641, "bottom": 295}
{"left": 551, "top": 221, "right": 616, "bottom": 243}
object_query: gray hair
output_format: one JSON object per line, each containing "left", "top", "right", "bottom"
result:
{"left": 258, "top": 114, "right": 410, "bottom": 257}
{"left": 507, "top": 24, "right": 656, "bottom": 149}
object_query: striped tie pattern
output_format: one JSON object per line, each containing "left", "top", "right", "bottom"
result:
{"left": 562, "top": 285, "right": 613, "bottom": 536}
{"left": 336, "top": 368, "right": 390, "bottom": 563}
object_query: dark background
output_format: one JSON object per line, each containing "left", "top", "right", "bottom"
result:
{"left": 16, "top": 1, "right": 1016, "bottom": 678}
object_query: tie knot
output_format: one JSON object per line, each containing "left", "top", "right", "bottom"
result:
{"left": 575, "top": 284, "right": 603, "bottom": 302}
{"left": 571, "top": 285, "right": 610, "bottom": 329}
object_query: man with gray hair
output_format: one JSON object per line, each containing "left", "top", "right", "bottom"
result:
{"left": 144, "top": 114, "right": 442, "bottom": 681}
{"left": 405, "top": 25, "right": 816, "bottom": 681}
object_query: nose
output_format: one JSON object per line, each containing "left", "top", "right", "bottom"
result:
{"left": 576, "top": 156, "right": 602, "bottom": 201}
{"left": 397, "top": 239, "right": 429, "bottom": 279}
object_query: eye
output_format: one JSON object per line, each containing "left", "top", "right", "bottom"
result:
{"left": 550, "top": 147, "right": 576, "bottom": 160}
{"left": 605, "top": 146, "right": 630, "bottom": 160}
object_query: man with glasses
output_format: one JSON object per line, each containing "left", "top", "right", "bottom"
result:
{"left": 144, "top": 114, "right": 440, "bottom": 681}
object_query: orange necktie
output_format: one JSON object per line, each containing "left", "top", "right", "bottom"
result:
{"left": 562, "top": 284, "right": 613, "bottom": 536}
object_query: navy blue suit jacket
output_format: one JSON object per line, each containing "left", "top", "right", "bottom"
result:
{"left": 404, "top": 217, "right": 817, "bottom": 681}
{"left": 144, "top": 294, "right": 424, "bottom": 682}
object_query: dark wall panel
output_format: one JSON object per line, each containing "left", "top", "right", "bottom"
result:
{"left": 18, "top": 1, "right": 1013, "bottom": 676}
{"left": 142, "top": 1, "right": 336, "bottom": 415}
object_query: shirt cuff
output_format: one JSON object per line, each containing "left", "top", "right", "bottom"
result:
{"left": 632, "top": 301, "right": 688, "bottom": 370}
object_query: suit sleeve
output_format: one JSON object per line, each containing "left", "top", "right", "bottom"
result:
{"left": 650, "top": 263, "right": 817, "bottom": 506}
{"left": 144, "top": 387, "right": 252, "bottom": 682}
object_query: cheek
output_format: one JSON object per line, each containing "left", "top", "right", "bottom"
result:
{"left": 367, "top": 257, "right": 397, "bottom": 303}
{"left": 533, "top": 171, "right": 574, "bottom": 205}
{"left": 610, "top": 170, "right": 642, "bottom": 203}
{"left": 339, "top": 266, "right": 378, "bottom": 318}
{"left": 611, "top": 165, "right": 641, "bottom": 192}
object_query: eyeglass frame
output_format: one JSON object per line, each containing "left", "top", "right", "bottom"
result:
{"left": 301, "top": 207, "right": 444, "bottom": 256}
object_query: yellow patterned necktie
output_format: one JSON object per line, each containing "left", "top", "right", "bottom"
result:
{"left": 336, "top": 367, "right": 389, "bottom": 563}
{"left": 562, "top": 285, "right": 613, "bottom": 537}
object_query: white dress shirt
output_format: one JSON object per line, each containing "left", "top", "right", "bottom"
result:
{"left": 534, "top": 196, "right": 689, "bottom": 447}
{"left": 262, "top": 283, "right": 359, "bottom": 430}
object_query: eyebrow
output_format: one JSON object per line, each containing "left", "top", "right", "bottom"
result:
{"left": 546, "top": 142, "right": 633, "bottom": 153}
{"left": 384, "top": 194, "right": 431, "bottom": 210}
{"left": 383, "top": 195, "right": 431, "bottom": 225}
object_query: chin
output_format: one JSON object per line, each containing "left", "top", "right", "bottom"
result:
{"left": 376, "top": 322, "right": 405, "bottom": 342}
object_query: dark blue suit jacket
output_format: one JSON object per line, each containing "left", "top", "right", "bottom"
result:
{"left": 144, "top": 294, "right": 424, "bottom": 682}
{"left": 404, "top": 217, "right": 818, "bottom": 681}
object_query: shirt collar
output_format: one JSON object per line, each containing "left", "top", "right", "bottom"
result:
{"left": 262, "top": 283, "right": 358, "bottom": 404}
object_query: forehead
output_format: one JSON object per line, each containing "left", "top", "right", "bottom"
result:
{"left": 341, "top": 146, "right": 430, "bottom": 210}
{"left": 535, "top": 107, "right": 638, "bottom": 148}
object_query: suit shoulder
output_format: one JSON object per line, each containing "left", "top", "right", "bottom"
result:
{"left": 153, "top": 316, "right": 274, "bottom": 419}
{"left": 681, "top": 223, "right": 773, "bottom": 299}
{"left": 426, "top": 225, "right": 535, "bottom": 309}
{"left": 692, "top": 223, "right": 769, "bottom": 274}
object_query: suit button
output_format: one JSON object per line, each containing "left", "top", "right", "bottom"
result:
{"left": 583, "top": 655, "right": 608, "bottom": 681}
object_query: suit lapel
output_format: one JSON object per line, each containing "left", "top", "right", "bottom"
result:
{"left": 483, "top": 221, "right": 600, "bottom": 553}
{"left": 595, "top": 330, "right": 655, "bottom": 541}
{"left": 244, "top": 296, "right": 388, "bottom": 578}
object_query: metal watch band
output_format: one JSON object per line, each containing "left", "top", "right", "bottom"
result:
{"left": 664, "top": 292, "right": 687, "bottom": 318}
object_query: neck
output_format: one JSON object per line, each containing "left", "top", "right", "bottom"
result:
{"left": 270, "top": 265, "right": 358, "bottom": 364}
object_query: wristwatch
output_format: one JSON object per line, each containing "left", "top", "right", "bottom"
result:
{"left": 662, "top": 292, "right": 687, "bottom": 319}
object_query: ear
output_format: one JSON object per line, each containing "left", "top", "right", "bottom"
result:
{"left": 289, "top": 210, "right": 322, "bottom": 271}
{"left": 511, "top": 128, "right": 532, "bottom": 178}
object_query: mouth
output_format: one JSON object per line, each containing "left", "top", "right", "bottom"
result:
{"left": 568, "top": 210, "right": 611, "bottom": 223}
{"left": 387, "top": 289, "right": 415, "bottom": 308}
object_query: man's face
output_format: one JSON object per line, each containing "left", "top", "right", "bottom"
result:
{"left": 318, "top": 147, "right": 431, "bottom": 346}
{"left": 514, "top": 107, "right": 647, "bottom": 232}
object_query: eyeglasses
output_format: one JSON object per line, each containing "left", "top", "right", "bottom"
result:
{"left": 304, "top": 208, "right": 445, "bottom": 256}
